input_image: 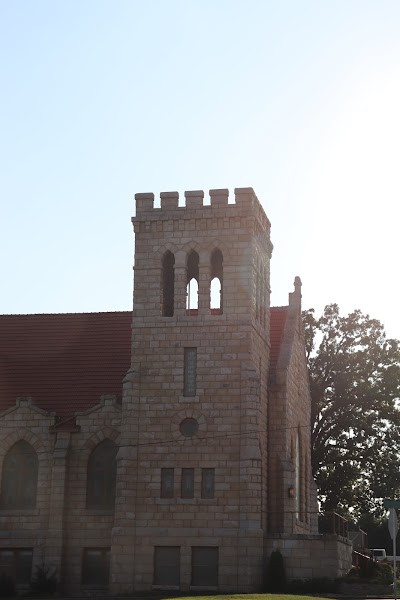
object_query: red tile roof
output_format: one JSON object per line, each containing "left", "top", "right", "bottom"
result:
{"left": 269, "top": 306, "right": 288, "bottom": 372}
{"left": 0, "top": 308, "right": 287, "bottom": 420}
{"left": 0, "top": 312, "right": 132, "bottom": 419}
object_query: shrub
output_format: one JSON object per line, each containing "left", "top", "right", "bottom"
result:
{"left": 374, "top": 560, "right": 394, "bottom": 582}
{"left": 287, "top": 576, "right": 337, "bottom": 594}
{"left": 342, "top": 559, "right": 393, "bottom": 584}
{"left": 0, "top": 573, "right": 16, "bottom": 597}
{"left": 265, "top": 549, "right": 286, "bottom": 592}
{"left": 30, "top": 563, "right": 58, "bottom": 594}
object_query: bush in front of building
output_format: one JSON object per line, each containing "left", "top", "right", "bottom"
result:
{"left": 286, "top": 576, "right": 338, "bottom": 594}
{"left": 265, "top": 549, "right": 287, "bottom": 592}
{"left": 30, "top": 564, "right": 58, "bottom": 594}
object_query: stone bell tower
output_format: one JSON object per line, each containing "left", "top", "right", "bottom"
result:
{"left": 111, "top": 188, "right": 273, "bottom": 593}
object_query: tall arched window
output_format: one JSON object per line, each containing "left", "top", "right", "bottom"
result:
{"left": 186, "top": 250, "right": 199, "bottom": 314}
{"left": 1, "top": 440, "right": 38, "bottom": 509}
{"left": 255, "top": 265, "right": 260, "bottom": 322}
{"left": 161, "top": 251, "right": 175, "bottom": 317}
{"left": 86, "top": 439, "right": 118, "bottom": 510}
{"left": 295, "top": 431, "right": 300, "bottom": 519}
{"left": 210, "top": 249, "right": 223, "bottom": 314}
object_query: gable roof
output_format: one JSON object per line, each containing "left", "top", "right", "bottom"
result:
{"left": 0, "top": 309, "right": 287, "bottom": 419}
{"left": 0, "top": 312, "right": 132, "bottom": 419}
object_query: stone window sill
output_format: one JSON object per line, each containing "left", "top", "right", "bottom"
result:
{"left": 0, "top": 508, "right": 39, "bottom": 516}
{"left": 156, "top": 498, "right": 217, "bottom": 505}
{"left": 152, "top": 585, "right": 180, "bottom": 591}
{"left": 179, "top": 395, "right": 200, "bottom": 403}
{"left": 85, "top": 509, "right": 115, "bottom": 516}
{"left": 190, "top": 585, "right": 218, "bottom": 592}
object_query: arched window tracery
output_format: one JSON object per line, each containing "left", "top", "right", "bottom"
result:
{"left": 1, "top": 440, "right": 38, "bottom": 509}
{"left": 86, "top": 439, "right": 118, "bottom": 510}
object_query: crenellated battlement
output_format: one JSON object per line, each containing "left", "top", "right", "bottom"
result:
{"left": 133, "top": 187, "right": 271, "bottom": 231}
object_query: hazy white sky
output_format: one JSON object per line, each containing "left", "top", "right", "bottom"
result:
{"left": 1, "top": 0, "right": 399, "bottom": 338}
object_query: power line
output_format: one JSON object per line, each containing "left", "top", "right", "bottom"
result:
{"left": 4, "top": 421, "right": 314, "bottom": 455}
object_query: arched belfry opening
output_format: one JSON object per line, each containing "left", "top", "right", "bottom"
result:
{"left": 161, "top": 251, "right": 175, "bottom": 317}
{"left": 210, "top": 248, "right": 223, "bottom": 314}
{"left": 186, "top": 250, "right": 199, "bottom": 315}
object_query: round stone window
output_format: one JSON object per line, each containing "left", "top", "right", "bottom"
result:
{"left": 179, "top": 417, "right": 199, "bottom": 437}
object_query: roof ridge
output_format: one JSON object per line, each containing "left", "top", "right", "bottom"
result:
{"left": 0, "top": 310, "right": 132, "bottom": 317}
{"left": 270, "top": 305, "right": 289, "bottom": 310}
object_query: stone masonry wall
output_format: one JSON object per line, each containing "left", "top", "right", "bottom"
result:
{"left": 111, "top": 188, "right": 272, "bottom": 593}
{"left": 266, "top": 533, "right": 352, "bottom": 580}
{"left": 62, "top": 397, "right": 121, "bottom": 594}
{"left": 268, "top": 283, "right": 317, "bottom": 536}
{"left": 0, "top": 399, "right": 55, "bottom": 583}
{"left": 0, "top": 397, "right": 122, "bottom": 594}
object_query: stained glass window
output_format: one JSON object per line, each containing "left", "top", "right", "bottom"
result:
{"left": 160, "top": 468, "right": 174, "bottom": 498}
{"left": 201, "top": 468, "right": 215, "bottom": 499}
{"left": 86, "top": 440, "right": 117, "bottom": 510}
{"left": 1, "top": 441, "right": 38, "bottom": 509}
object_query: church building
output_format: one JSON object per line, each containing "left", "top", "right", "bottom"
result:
{"left": 0, "top": 187, "right": 351, "bottom": 594}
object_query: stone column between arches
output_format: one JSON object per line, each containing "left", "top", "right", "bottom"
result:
{"left": 44, "top": 431, "right": 71, "bottom": 583}
{"left": 198, "top": 249, "right": 210, "bottom": 313}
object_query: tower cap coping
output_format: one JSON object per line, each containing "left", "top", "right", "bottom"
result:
{"left": 133, "top": 187, "right": 271, "bottom": 230}
{"left": 209, "top": 188, "right": 229, "bottom": 196}
{"left": 135, "top": 193, "right": 155, "bottom": 200}
{"left": 234, "top": 187, "right": 256, "bottom": 196}
{"left": 160, "top": 191, "right": 179, "bottom": 199}
{"left": 185, "top": 190, "right": 204, "bottom": 198}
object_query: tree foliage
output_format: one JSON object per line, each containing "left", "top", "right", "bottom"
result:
{"left": 303, "top": 304, "right": 400, "bottom": 519}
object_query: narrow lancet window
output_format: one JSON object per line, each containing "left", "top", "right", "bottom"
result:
{"left": 186, "top": 250, "right": 199, "bottom": 315}
{"left": 295, "top": 431, "right": 300, "bottom": 519}
{"left": 162, "top": 251, "right": 175, "bottom": 317}
{"left": 210, "top": 277, "right": 221, "bottom": 310}
{"left": 186, "top": 278, "right": 199, "bottom": 313}
{"left": 184, "top": 347, "right": 197, "bottom": 396}
{"left": 210, "top": 249, "right": 223, "bottom": 314}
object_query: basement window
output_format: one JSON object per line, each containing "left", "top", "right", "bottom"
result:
{"left": 0, "top": 549, "right": 33, "bottom": 585}
{"left": 154, "top": 546, "right": 180, "bottom": 587}
{"left": 82, "top": 548, "right": 110, "bottom": 587}
{"left": 191, "top": 547, "right": 218, "bottom": 587}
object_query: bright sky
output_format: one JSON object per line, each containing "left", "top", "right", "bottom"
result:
{"left": 1, "top": 0, "right": 400, "bottom": 339}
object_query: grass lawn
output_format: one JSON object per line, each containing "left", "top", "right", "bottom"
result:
{"left": 171, "top": 595, "right": 329, "bottom": 600}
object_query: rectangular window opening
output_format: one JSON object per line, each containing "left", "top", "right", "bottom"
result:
{"left": 82, "top": 548, "right": 110, "bottom": 586}
{"left": 184, "top": 348, "right": 197, "bottom": 396}
{"left": 191, "top": 546, "right": 218, "bottom": 587}
{"left": 181, "top": 468, "right": 194, "bottom": 499}
{"left": 201, "top": 468, "right": 215, "bottom": 499}
{"left": 0, "top": 549, "right": 33, "bottom": 585}
{"left": 160, "top": 468, "right": 174, "bottom": 498}
{"left": 154, "top": 546, "right": 180, "bottom": 586}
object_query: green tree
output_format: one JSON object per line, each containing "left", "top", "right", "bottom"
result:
{"left": 303, "top": 304, "right": 400, "bottom": 519}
